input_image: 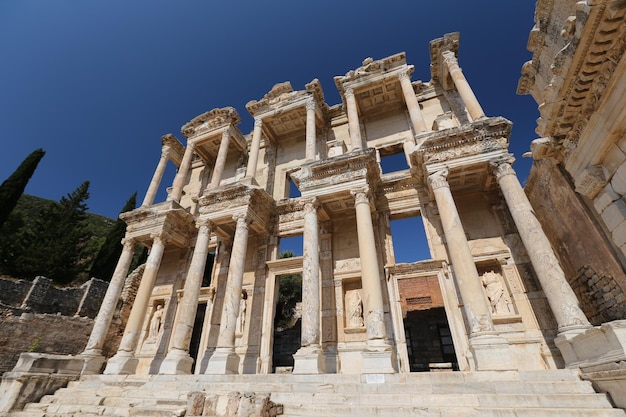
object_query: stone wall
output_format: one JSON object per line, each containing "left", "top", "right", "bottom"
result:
{"left": 525, "top": 159, "right": 626, "bottom": 325}
{"left": 0, "top": 311, "right": 93, "bottom": 374}
{"left": 397, "top": 275, "right": 445, "bottom": 314}
{"left": 0, "top": 276, "right": 108, "bottom": 318}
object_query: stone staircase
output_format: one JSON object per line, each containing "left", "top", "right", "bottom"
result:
{"left": 7, "top": 369, "right": 625, "bottom": 417}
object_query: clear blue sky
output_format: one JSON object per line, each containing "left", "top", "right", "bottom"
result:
{"left": 1, "top": 2, "right": 538, "bottom": 227}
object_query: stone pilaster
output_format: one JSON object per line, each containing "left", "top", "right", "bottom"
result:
{"left": 345, "top": 88, "right": 362, "bottom": 151}
{"left": 398, "top": 71, "right": 427, "bottom": 135}
{"left": 351, "top": 188, "right": 395, "bottom": 373}
{"left": 81, "top": 238, "right": 136, "bottom": 373}
{"left": 305, "top": 100, "right": 317, "bottom": 161}
{"left": 293, "top": 198, "right": 324, "bottom": 374}
{"left": 246, "top": 118, "right": 263, "bottom": 178}
{"left": 206, "top": 213, "right": 251, "bottom": 374}
{"left": 169, "top": 142, "right": 195, "bottom": 202}
{"left": 209, "top": 129, "right": 231, "bottom": 188}
{"left": 160, "top": 220, "right": 214, "bottom": 374}
{"left": 104, "top": 232, "right": 169, "bottom": 374}
{"left": 442, "top": 51, "right": 485, "bottom": 121}
{"left": 492, "top": 159, "right": 591, "bottom": 334}
{"left": 142, "top": 149, "right": 170, "bottom": 207}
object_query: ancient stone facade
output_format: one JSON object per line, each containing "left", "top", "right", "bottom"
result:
{"left": 80, "top": 32, "right": 595, "bottom": 378}
{"left": 519, "top": 0, "right": 626, "bottom": 405}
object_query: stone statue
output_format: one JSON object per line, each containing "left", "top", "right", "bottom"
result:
{"left": 147, "top": 304, "right": 164, "bottom": 342}
{"left": 237, "top": 289, "right": 248, "bottom": 334}
{"left": 482, "top": 271, "right": 513, "bottom": 315}
{"left": 346, "top": 290, "right": 364, "bottom": 327}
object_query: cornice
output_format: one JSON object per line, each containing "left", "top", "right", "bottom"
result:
{"left": 181, "top": 107, "right": 241, "bottom": 139}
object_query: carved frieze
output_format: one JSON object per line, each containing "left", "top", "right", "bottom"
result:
{"left": 181, "top": 107, "right": 241, "bottom": 138}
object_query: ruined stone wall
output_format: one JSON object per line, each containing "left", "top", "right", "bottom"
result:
{"left": 525, "top": 159, "right": 626, "bottom": 325}
{"left": 397, "top": 275, "right": 444, "bottom": 314}
{"left": 0, "top": 276, "right": 108, "bottom": 318}
{"left": 0, "top": 311, "right": 93, "bottom": 375}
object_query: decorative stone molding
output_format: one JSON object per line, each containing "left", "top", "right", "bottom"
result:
{"left": 428, "top": 169, "right": 449, "bottom": 191}
{"left": 574, "top": 165, "right": 608, "bottom": 199}
{"left": 181, "top": 107, "right": 241, "bottom": 138}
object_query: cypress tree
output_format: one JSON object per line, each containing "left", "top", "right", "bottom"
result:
{"left": 89, "top": 192, "right": 137, "bottom": 281}
{"left": 0, "top": 148, "right": 45, "bottom": 229}
{"left": 16, "top": 181, "right": 91, "bottom": 284}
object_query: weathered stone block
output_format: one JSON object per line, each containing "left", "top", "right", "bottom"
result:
{"left": 600, "top": 199, "right": 626, "bottom": 230}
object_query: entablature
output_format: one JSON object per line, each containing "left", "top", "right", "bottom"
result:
{"left": 161, "top": 134, "right": 185, "bottom": 167}
{"left": 429, "top": 32, "right": 460, "bottom": 89}
{"left": 120, "top": 200, "right": 195, "bottom": 248}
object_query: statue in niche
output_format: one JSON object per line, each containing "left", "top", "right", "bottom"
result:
{"left": 147, "top": 304, "right": 164, "bottom": 342}
{"left": 237, "top": 289, "right": 248, "bottom": 334}
{"left": 482, "top": 271, "right": 513, "bottom": 315}
{"left": 346, "top": 290, "right": 364, "bottom": 328}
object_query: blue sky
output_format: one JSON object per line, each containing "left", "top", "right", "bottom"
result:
{"left": 1, "top": 1, "right": 539, "bottom": 260}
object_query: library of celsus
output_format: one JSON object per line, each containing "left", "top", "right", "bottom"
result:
{"left": 79, "top": 32, "right": 587, "bottom": 377}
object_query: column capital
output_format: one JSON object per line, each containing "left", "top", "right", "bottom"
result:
{"left": 302, "top": 197, "right": 319, "bottom": 213}
{"left": 120, "top": 237, "right": 136, "bottom": 248}
{"left": 344, "top": 87, "right": 355, "bottom": 98}
{"left": 398, "top": 71, "right": 411, "bottom": 82}
{"left": 442, "top": 50, "right": 457, "bottom": 65}
{"left": 195, "top": 218, "right": 214, "bottom": 233}
{"left": 233, "top": 212, "right": 252, "bottom": 227}
{"left": 254, "top": 118, "right": 263, "bottom": 128}
{"left": 428, "top": 169, "right": 450, "bottom": 190}
{"left": 160, "top": 147, "right": 171, "bottom": 159}
{"left": 490, "top": 157, "right": 516, "bottom": 181}
{"left": 186, "top": 141, "right": 196, "bottom": 150}
{"left": 150, "top": 231, "right": 172, "bottom": 245}
{"left": 350, "top": 187, "right": 371, "bottom": 205}
{"left": 305, "top": 99, "right": 316, "bottom": 112}
{"left": 221, "top": 128, "right": 231, "bottom": 139}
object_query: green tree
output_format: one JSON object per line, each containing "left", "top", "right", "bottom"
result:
{"left": 89, "top": 192, "right": 137, "bottom": 281}
{"left": 16, "top": 181, "right": 92, "bottom": 284}
{"left": 0, "top": 148, "right": 45, "bottom": 229}
{"left": 274, "top": 250, "right": 303, "bottom": 330}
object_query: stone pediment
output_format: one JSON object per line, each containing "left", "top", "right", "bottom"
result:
{"left": 246, "top": 81, "right": 307, "bottom": 116}
{"left": 181, "top": 107, "right": 241, "bottom": 138}
{"left": 334, "top": 53, "right": 407, "bottom": 88}
{"left": 415, "top": 117, "right": 511, "bottom": 165}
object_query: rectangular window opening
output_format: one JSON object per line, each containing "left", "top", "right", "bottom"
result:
{"left": 279, "top": 235, "right": 303, "bottom": 257}
{"left": 379, "top": 146, "right": 409, "bottom": 174}
{"left": 390, "top": 216, "right": 430, "bottom": 263}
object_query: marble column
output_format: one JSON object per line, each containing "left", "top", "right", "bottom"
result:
{"left": 345, "top": 88, "right": 363, "bottom": 151}
{"left": 81, "top": 238, "right": 136, "bottom": 373}
{"left": 429, "top": 169, "right": 513, "bottom": 370}
{"left": 442, "top": 51, "right": 485, "bottom": 121}
{"left": 398, "top": 71, "right": 427, "bottom": 135}
{"left": 305, "top": 100, "right": 317, "bottom": 161}
{"left": 160, "top": 220, "right": 213, "bottom": 374}
{"left": 104, "top": 232, "right": 168, "bottom": 374}
{"left": 206, "top": 213, "right": 251, "bottom": 374}
{"left": 351, "top": 188, "right": 395, "bottom": 373}
{"left": 142, "top": 148, "right": 170, "bottom": 207}
{"left": 169, "top": 142, "right": 195, "bottom": 202}
{"left": 492, "top": 159, "right": 591, "bottom": 333}
{"left": 209, "top": 129, "right": 231, "bottom": 188}
{"left": 246, "top": 118, "right": 263, "bottom": 178}
{"left": 293, "top": 198, "right": 323, "bottom": 373}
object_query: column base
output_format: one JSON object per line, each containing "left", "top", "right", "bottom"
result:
{"left": 555, "top": 320, "right": 624, "bottom": 369}
{"left": 362, "top": 341, "right": 396, "bottom": 374}
{"left": 204, "top": 349, "right": 239, "bottom": 374}
{"left": 292, "top": 346, "right": 324, "bottom": 374}
{"left": 79, "top": 350, "right": 106, "bottom": 375}
{"left": 103, "top": 351, "right": 138, "bottom": 375}
{"left": 468, "top": 333, "right": 514, "bottom": 371}
{"left": 159, "top": 349, "right": 194, "bottom": 375}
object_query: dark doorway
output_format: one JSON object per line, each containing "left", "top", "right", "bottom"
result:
{"left": 189, "top": 303, "right": 206, "bottom": 373}
{"left": 272, "top": 273, "right": 302, "bottom": 371}
{"left": 403, "top": 307, "right": 458, "bottom": 372}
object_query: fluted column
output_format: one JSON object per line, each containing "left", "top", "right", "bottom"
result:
{"left": 81, "top": 238, "right": 135, "bottom": 373}
{"left": 428, "top": 169, "right": 493, "bottom": 334}
{"left": 345, "top": 88, "right": 363, "bottom": 151}
{"left": 246, "top": 118, "right": 263, "bottom": 178}
{"left": 160, "top": 220, "right": 213, "bottom": 374}
{"left": 398, "top": 71, "right": 427, "bottom": 134}
{"left": 492, "top": 159, "right": 591, "bottom": 332}
{"left": 442, "top": 51, "right": 485, "bottom": 121}
{"left": 142, "top": 149, "right": 170, "bottom": 207}
{"left": 305, "top": 100, "right": 317, "bottom": 161}
{"left": 206, "top": 213, "right": 251, "bottom": 374}
{"left": 209, "top": 129, "right": 231, "bottom": 188}
{"left": 293, "top": 198, "right": 323, "bottom": 373}
{"left": 104, "top": 232, "right": 168, "bottom": 374}
{"left": 169, "top": 142, "right": 195, "bottom": 202}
